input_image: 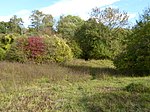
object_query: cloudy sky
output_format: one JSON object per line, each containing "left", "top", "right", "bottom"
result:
{"left": 0, "top": 0, "right": 150, "bottom": 27}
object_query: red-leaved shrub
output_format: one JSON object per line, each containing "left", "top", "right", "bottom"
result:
{"left": 25, "top": 37, "right": 46, "bottom": 59}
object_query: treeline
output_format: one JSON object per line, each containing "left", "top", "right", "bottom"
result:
{"left": 0, "top": 7, "right": 150, "bottom": 75}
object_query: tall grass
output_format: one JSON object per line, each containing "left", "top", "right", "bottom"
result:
{"left": 0, "top": 59, "right": 150, "bottom": 111}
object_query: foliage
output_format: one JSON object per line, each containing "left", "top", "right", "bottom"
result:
{"left": 57, "top": 15, "right": 84, "bottom": 38}
{"left": 90, "top": 7, "right": 129, "bottom": 29}
{"left": 6, "top": 35, "right": 73, "bottom": 63}
{"left": 75, "top": 19, "right": 113, "bottom": 60}
{"left": 0, "top": 15, "right": 23, "bottom": 34}
{"left": 0, "top": 48, "right": 6, "bottom": 60}
{"left": 0, "top": 22, "right": 8, "bottom": 34}
{"left": 44, "top": 35, "right": 73, "bottom": 62}
{"left": 29, "top": 10, "right": 54, "bottom": 34}
{"left": 9, "top": 15, "right": 24, "bottom": 34}
{"left": 0, "top": 34, "right": 17, "bottom": 60}
{"left": 111, "top": 28, "right": 133, "bottom": 57}
{"left": 57, "top": 15, "right": 84, "bottom": 58}
{"left": 139, "top": 7, "right": 150, "bottom": 23}
{"left": 125, "top": 83, "right": 150, "bottom": 93}
{"left": 5, "top": 37, "right": 28, "bottom": 62}
{"left": 29, "top": 10, "right": 44, "bottom": 32}
{"left": 114, "top": 8, "right": 150, "bottom": 75}
{"left": 0, "top": 34, "right": 15, "bottom": 50}
{"left": 66, "top": 39, "right": 82, "bottom": 58}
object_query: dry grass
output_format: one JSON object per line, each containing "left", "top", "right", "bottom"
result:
{"left": 0, "top": 59, "right": 150, "bottom": 112}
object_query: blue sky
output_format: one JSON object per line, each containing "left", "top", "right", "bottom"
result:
{"left": 0, "top": 0, "right": 150, "bottom": 27}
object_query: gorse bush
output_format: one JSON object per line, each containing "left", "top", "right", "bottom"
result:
{"left": 0, "top": 34, "right": 16, "bottom": 60}
{"left": 0, "top": 34, "right": 15, "bottom": 50}
{"left": 6, "top": 35, "right": 73, "bottom": 63}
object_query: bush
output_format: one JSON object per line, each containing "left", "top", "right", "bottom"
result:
{"left": 6, "top": 35, "right": 73, "bottom": 63}
{"left": 44, "top": 35, "right": 73, "bottom": 62}
{"left": 125, "top": 83, "right": 150, "bottom": 93}
{"left": 6, "top": 37, "right": 28, "bottom": 62}
{"left": 0, "top": 34, "right": 15, "bottom": 50}
{"left": 75, "top": 19, "right": 113, "bottom": 60}
{"left": 0, "top": 48, "right": 6, "bottom": 60}
{"left": 0, "top": 34, "right": 17, "bottom": 60}
{"left": 114, "top": 22, "right": 150, "bottom": 75}
{"left": 66, "top": 39, "right": 82, "bottom": 58}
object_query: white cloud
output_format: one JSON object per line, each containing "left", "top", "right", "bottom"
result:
{"left": 0, "top": 0, "right": 120, "bottom": 27}
{"left": 40, "top": 0, "right": 121, "bottom": 19}
{"left": 14, "top": 10, "right": 31, "bottom": 27}
{"left": 0, "top": 9, "right": 31, "bottom": 27}
{"left": 0, "top": 15, "right": 12, "bottom": 22}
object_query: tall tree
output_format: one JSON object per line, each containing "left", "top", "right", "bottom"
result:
{"left": 57, "top": 15, "right": 84, "bottom": 58}
{"left": 42, "top": 14, "right": 54, "bottom": 28}
{"left": 90, "top": 7, "right": 129, "bottom": 29}
{"left": 0, "top": 22, "right": 7, "bottom": 34}
{"left": 139, "top": 7, "right": 150, "bottom": 23}
{"left": 29, "top": 10, "right": 44, "bottom": 32}
{"left": 9, "top": 15, "right": 24, "bottom": 34}
{"left": 75, "top": 19, "right": 112, "bottom": 60}
{"left": 114, "top": 7, "right": 150, "bottom": 75}
{"left": 29, "top": 10, "right": 54, "bottom": 34}
{"left": 57, "top": 15, "right": 84, "bottom": 38}
{"left": 42, "top": 14, "right": 54, "bottom": 35}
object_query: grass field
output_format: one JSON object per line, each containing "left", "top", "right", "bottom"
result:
{"left": 0, "top": 59, "right": 150, "bottom": 112}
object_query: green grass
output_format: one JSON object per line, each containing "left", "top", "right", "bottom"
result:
{"left": 0, "top": 59, "right": 150, "bottom": 112}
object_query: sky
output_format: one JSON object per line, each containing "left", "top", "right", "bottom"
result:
{"left": 0, "top": 0, "right": 150, "bottom": 27}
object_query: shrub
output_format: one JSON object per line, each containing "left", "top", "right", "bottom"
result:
{"left": 0, "top": 34, "right": 17, "bottom": 60}
{"left": 0, "top": 48, "right": 6, "bottom": 60}
{"left": 6, "top": 35, "right": 73, "bottom": 63}
{"left": 44, "top": 35, "right": 73, "bottom": 62}
{"left": 0, "top": 34, "right": 15, "bottom": 50}
{"left": 66, "top": 39, "right": 82, "bottom": 58}
{"left": 125, "top": 83, "right": 150, "bottom": 93}
{"left": 6, "top": 37, "right": 28, "bottom": 62}
{"left": 25, "top": 37, "right": 46, "bottom": 61}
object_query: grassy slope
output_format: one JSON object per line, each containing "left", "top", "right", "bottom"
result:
{"left": 0, "top": 60, "right": 150, "bottom": 112}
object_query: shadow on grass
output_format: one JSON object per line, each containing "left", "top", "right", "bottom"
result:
{"left": 79, "top": 91, "right": 150, "bottom": 112}
{"left": 63, "top": 64, "right": 119, "bottom": 79}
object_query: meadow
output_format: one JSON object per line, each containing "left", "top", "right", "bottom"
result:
{"left": 0, "top": 59, "right": 150, "bottom": 112}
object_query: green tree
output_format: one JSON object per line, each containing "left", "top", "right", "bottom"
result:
{"left": 0, "top": 22, "right": 7, "bottom": 34}
{"left": 42, "top": 14, "right": 54, "bottom": 35}
{"left": 110, "top": 28, "right": 132, "bottom": 57}
{"left": 57, "top": 15, "right": 84, "bottom": 58}
{"left": 57, "top": 15, "right": 84, "bottom": 38}
{"left": 29, "top": 10, "right": 44, "bottom": 32}
{"left": 75, "top": 19, "right": 112, "bottom": 60}
{"left": 9, "top": 15, "right": 24, "bottom": 34}
{"left": 90, "top": 7, "right": 130, "bottom": 59}
{"left": 29, "top": 10, "right": 54, "bottom": 35}
{"left": 90, "top": 7, "right": 129, "bottom": 29}
{"left": 114, "top": 8, "right": 150, "bottom": 75}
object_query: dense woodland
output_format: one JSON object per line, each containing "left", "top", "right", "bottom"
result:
{"left": 0, "top": 7, "right": 150, "bottom": 75}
